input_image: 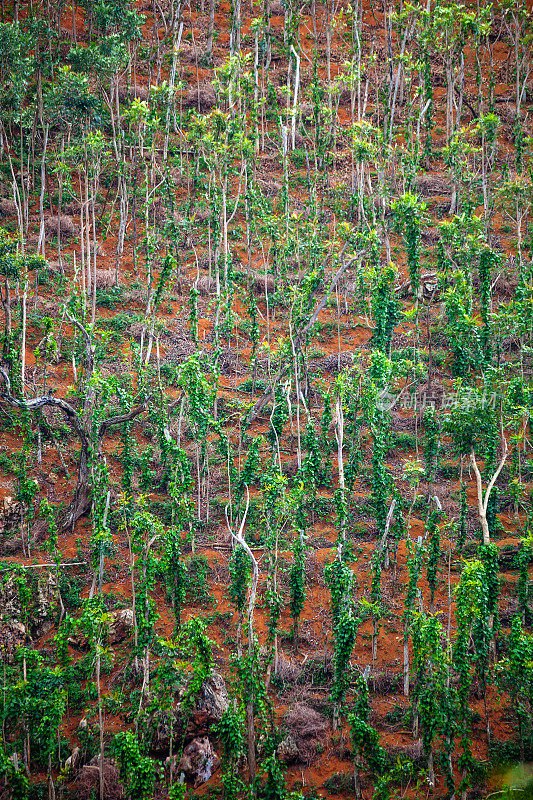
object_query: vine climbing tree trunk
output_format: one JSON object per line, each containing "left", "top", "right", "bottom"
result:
{"left": 226, "top": 489, "right": 257, "bottom": 783}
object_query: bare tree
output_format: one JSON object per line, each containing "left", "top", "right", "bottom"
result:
{"left": 0, "top": 315, "right": 149, "bottom": 532}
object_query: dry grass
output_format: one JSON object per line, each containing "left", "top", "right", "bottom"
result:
{"left": 283, "top": 702, "right": 328, "bottom": 764}
{"left": 75, "top": 758, "right": 124, "bottom": 800}
{"left": 44, "top": 214, "right": 78, "bottom": 241}
{"left": 94, "top": 269, "right": 116, "bottom": 289}
{"left": 0, "top": 198, "right": 17, "bottom": 217}
{"left": 277, "top": 653, "right": 302, "bottom": 683}
{"left": 184, "top": 82, "right": 216, "bottom": 111}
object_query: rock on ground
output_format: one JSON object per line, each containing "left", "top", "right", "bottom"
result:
{"left": 167, "top": 736, "right": 220, "bottom": 787}
{"left": 149, "top": 671, "right": 229, "bottom": 753}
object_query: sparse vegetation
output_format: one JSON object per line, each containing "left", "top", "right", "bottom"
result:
{"left": 0, "top": 0, "right": 532, "bottom": 798}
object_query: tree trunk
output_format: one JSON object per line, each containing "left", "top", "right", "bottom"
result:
{"left": 206, "top": 0, "right": 216, "bottom": 57}
{"left": 245, "top": 701, "right": 256, "bottom": 783}
{"left": 62, "top": 445, "right": 92, "bottom": 531}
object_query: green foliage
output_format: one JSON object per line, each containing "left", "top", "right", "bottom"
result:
{"left": 154, "top": 254, "right": 175, "bottom": 308}
{"left": 261, "top": 751, "right": 289, "bottom": 800}
{"left": 402, "top": 538, "right": 424, "bottom": 643}
{"left": 496, "top": 617, "right": 533, "bottom": 758}
{"left": 453, "top": 557, "right": 493, "bottom": 785}
{"left": 161, "top": 526, "right": 186, "bottom": 629}
{"left": 349, "top": 673, "right": 387, "bottom": 778}
{"left": 1, "top": 649, "right": 66, "bottom": 772}
{"left": 412, "top": 613, "right": 456, "bottom": 777}
{"left": 0, "top": 741, "right": 28, "bottom": 799}
{"left": 391, "top": 193, "right": 427, "bottom": 298}
{"left": 103, "top": 310, "right": 144, "bottom": 330}
{"left": 113, "top": 731, "right": 159, "bottom": 800}
{"left": 215, "top": 704, "right": 246, "bottom": 761}
{"left": 179, "top": 616, "right": 214, "bottom": 690}
{"left": 325, "top": 557, "right": 353, "bottom": 626}
{"left": 371, "top": 264, "right": 400, "bottom": 355}
{"left": 425, "top": 506, "right": 443, "bottom": 606}
{"left": 184, "top": 553, "right": 211, "bottom": 604}
{"left": 478, "top": 247, "right": 499, "bottom": 362}
{"left": 237, "top": 436, "right": 261, "bottom": 496}
{"left": 229, "top": 544, "right": 251, "bottom": 615}
{"left": 0, "top": 6, "right": 531, "bottom": 797}
{"left": 517, "top": 532, "right": 533, "bottom": 623}
{"left": 189, "top": 284, "right": 199, "bottom": 345}
{"left": 268, "top": 386, "right": 289, "bottom": 451}
{"left": 423, "top": 407, "right": 440, "bottom": 483}
{"left": 457, "top": 480, "right": 468, "bottom": 552}
{"left": 325, "top": 553, "right": 359, "bottom": 717}
{"left": 444, "top": 385, "right": 498, "bottom": 458}
{"left": 442, "top": 263, "right": 484, "bottom": 378}
{"left": 289, "top": 532, "right": 306, "bottom": 630}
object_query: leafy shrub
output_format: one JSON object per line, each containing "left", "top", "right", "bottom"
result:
{"left": 0, "top": 452, "right": 14, "bottom": 473}
{"left": 96, "top": 285, "right": 127, "bottom": 308}
{"left": 185, "top": 554, "right": 211, "bottom": 604}
{"left": 290, "top": 148, "right": 307, "bottom": 167}
{"left": 238, "top": 378, "right": 267, "bottom": 393}
{"left": 103, "top": 311, "right": 144, "bottom": 331}
{"left": 323, "top": 773, "right": 354, "bottom": 794}
{"left": 59, "top": 575, "right": 84, "bottom": 609}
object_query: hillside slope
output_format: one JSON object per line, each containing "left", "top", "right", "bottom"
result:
{"left": 0, "top": 0, "right": 532, "bottom": 798}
